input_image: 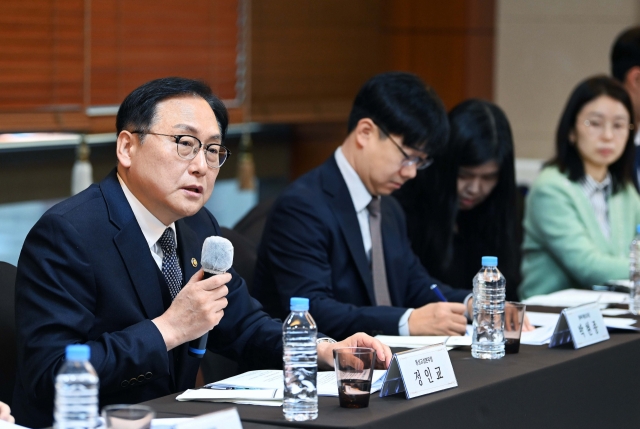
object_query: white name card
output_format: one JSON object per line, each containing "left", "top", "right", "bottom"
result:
{"left": 174, "top": 408, "right": 243, "bottom": 429}
{"left": 549, "top": 302, "right": 609, "bottom": 349}
{"left": 379, "top": 343, "right": 457, "bottom": 399}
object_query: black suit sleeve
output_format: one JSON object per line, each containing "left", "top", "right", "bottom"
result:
{"left": 261, "top": 193, "right": 407, "bottom": 339}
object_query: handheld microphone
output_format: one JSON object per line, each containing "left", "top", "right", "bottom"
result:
{"left": 188, "top": 236, "right": 234, "bottom": 358}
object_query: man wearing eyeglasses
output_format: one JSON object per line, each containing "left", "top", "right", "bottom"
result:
{"left": 13, "top": 77, "right": 391, "bottom": 428}
{"left": 254, "top": 72, "right": 473, "bottom": 341}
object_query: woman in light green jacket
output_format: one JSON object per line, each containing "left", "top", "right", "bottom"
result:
{"left": 519, "top": 76, "right": 640, "bottom": 299}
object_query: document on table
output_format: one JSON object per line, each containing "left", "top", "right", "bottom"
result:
{"left": 522, "top": 289, "right": 628, "bottom": 307}
{"left": 175, "top": 369, "right": 387, "bottom": 406}
{"left": 520, "top": 324, "right": 556, "bottom": 345}
{"left": 0, "top": 420, "right": 30, "bottom": 429}
{"left": 152, "top": 418, "right": 194, "bottom": 429}
{"left": 374, "top": 335, "right": 472, "bottom": 350}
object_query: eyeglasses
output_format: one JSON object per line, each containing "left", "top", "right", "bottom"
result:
{"left": 583, "top": 119, "right": 634, "bottom": 138}
{"left": 131, "top": 131, "right": 231, "bottom": 168}
{"left": 372, "top": 121, "right": 433, "bottom": 170}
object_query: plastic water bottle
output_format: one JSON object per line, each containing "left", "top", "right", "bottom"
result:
{"left": 629, "top": 225, "right": 640, "bottom": 315}
{"left": 471, "top": 256, "right": 506, "bottom": 359}
{"left": 54, "top": 344, "right": 99, "bottom": 429}
{"left": 282, "top": 297, "right": 318, "bottom": 421}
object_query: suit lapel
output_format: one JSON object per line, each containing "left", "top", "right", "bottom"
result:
{"left": 176, "top": 219, "right": 202, "bottom": 284}
{"left": 100, "top": 170, "right": 166, "bottom": 319}
{"left": 320, "top": 158, "right": 375, "bottom": 304}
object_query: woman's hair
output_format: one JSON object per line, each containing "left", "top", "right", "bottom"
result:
{"left": 394, "top": 99, "right": 519, "bottom": 291}
{"left": 549, "top": 75, "right": 635, "bottom": 193}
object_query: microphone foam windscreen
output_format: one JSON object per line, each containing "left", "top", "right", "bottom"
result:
{"left": 201, "top": 236, "right": 234, "bottom": 274}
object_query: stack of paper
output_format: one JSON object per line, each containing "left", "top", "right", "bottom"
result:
{"left": 374, "top": 335, "right": 471, "bottom": 350}
{"left": 176, "top": 369, "right": 387, "bottom": 406}
{"left": 522, "top": 289, "right": 628, "bottom": 307}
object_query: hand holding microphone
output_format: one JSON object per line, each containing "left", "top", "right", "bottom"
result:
{"left": 151, "top": 236, "right": 233, "bottom": 353}
{"left": 188, "top": 236, "right": 234, "bottom": 358}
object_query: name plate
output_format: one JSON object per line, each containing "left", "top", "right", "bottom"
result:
{"left": 549, "top": 302, "right": 609, "bottom": 349}
{"left": 379, "top": 343, "right": 457, "bottom": 399}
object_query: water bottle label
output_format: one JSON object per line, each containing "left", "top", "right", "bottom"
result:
{"left": 379, "top": 343, "right": 458, "bottom": 399}
{"left": 548, "top": 303, "right": 610, "bottom": 349}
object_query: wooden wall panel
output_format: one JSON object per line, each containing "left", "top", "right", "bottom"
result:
{"left": 251, "top": 0, "right": 390, "bottom": 123}
{"left": 0, "top": 0, "right": 240, "bottom": 133}
{"left": 249, "top": 0, "right": 495, "bottom": 178}
{"left": 0, "top": 0, "right": 84, "bottom": 111}
{"left": 90, "top": 0, "right": 238, "bottom": 106}
{"left": 383, "top": 0, "right": 495, "bottom": 109}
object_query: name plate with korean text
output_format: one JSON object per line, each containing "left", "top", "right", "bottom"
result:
{"left": 549, "top": 302, "right": 609, "bottom": 349}
{"left": 379, "top": 343, "right": 457, "bottom": 399}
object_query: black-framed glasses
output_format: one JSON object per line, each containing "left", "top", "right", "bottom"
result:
{"left": 372, "top": 121, "right": 433, "bottom": 170}
{"left": 131, "top": 131, "right": 231, "bottom": 169}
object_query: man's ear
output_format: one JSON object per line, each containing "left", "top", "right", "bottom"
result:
{"left": 354, "top": 118, "right": 376, "bottom": 149}
{"left": 116, "top": 130, "right": 136, "bottom": 168}
{"left": 625, "top": 66, "right": 640, "bottom": 91}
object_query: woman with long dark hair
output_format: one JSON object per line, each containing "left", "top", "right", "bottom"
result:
{"left": 394, "top": 99, "right": 520, "bottom": 300}
{"left": 519, "top": 75, "right": 640, "bottom": 298}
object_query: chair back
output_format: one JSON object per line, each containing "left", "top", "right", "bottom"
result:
{"left": 232, "top": 198, "right": 275, "bottom": 247}
{"left": 220, "top": 227, "right": 258, "bottom": 295}
{"left": 0, "top": 261, "right": 17, "bottom": 405}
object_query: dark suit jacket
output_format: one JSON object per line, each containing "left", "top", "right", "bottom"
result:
{"left": 254, "top": 156, "right": 469, "bottom": 340}
{"left": 13, "top": 170, "right": 282, "bottom": 428}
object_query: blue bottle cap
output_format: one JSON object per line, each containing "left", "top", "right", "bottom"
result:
{"left": 290, "top": 297, "right": 309, "bottom": 311}
{"left": 65, "top": 344, "right": 90, "bottom": 361}
{"left": 636, "top": 224, "right": 640, "bottom": 234}
{"left": 481, "top": 256, "right": 498, "bottom": 267}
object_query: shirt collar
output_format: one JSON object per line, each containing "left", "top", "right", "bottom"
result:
{"left": 117, "top": 173, "right": 177, "bottom": 249}
{"left": 580, "top": 172, "right": 612, "bottom": 196}
{"left": 334, "top": 147, "right": 373, "bottom": 212}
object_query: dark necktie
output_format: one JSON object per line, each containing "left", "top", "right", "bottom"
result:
{"left": 158, "top": 228, "right": 183, "bottom": 299}
{"left": 367, "top": 197, "right": 391, "bottom": 306}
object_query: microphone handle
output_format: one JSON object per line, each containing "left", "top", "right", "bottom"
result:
{"left": 188, "top": 270, "right": 215, "bottom": 358}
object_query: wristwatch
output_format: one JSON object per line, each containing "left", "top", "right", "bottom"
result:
{"left": 316, "top": 337, "right": 337, "bottom": 345}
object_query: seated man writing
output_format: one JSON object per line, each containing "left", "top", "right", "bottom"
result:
{"left": 254, "top": 72, "right": 474, "bottom": 340}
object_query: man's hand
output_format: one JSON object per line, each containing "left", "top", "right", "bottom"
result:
{"left": 152, "top": 270, "right": 230, "bottom": 351}
{"left": 0, "top": 401, "right": 13, "bottom": 423}
{"left": 317, "top": 333, "right": 392, "bottom": 370}
{"left": 409, "top": 302, "right": 467, "bottom": 336}
{"left": 505, "top": 303, "right": 535, "bottom": 332}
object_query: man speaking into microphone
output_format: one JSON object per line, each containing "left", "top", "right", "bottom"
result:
{"left": 13, "top": 77, "right": 391, "bottom": 428}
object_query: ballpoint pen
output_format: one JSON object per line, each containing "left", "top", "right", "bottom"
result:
{"left": 430, "top": 283, "right": 448, "bottom": 302}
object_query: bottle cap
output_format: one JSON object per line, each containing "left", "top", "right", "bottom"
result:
{"left": 481, "top": 256, "right": 498, "bottom": 267}
{"left": 636, "top": 224, "right": 640, "bottom": 234}
{"left": 65, "top": 344, "right": 90, "bottom": 361}
{"left": 290, "top": 297, "right": 309, "bottom": 311}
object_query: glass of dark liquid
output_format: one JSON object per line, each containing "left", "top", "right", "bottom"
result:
{"left": 504, "top": 301, "right": 526, "bottom": 354}
{"left": 333, "top": 347, "right": 376, "bottom": 409}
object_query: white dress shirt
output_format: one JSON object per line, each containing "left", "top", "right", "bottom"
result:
{"left": 334, "top": 148, "right": 414, "bottom": 335}
{"left": 579, "top": 173, "right": 612, "bottom": 240}
{"left": 117, "top": 173, "right": 177, "bottom": 270}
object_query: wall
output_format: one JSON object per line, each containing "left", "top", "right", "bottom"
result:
{"left": 250, "top": 0, "right": 496, "bottom": 179}
{"left": 496, "top": 0, "right": 640, "bottom": 161}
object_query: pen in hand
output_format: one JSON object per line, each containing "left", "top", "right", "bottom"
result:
{"left": 430, "top": 284, "right": 448, "bottom": 302}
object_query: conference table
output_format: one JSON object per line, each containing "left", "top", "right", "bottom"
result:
{"left": 142, "top": 307, "right": 640, "bottom": 429}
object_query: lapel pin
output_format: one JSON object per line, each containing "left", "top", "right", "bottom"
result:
{"left": 191, "top": 258, "right": 198, "bottom": 267}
